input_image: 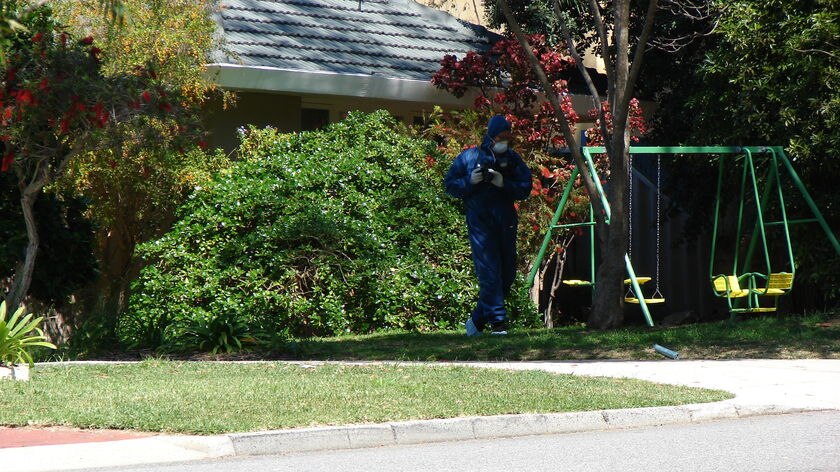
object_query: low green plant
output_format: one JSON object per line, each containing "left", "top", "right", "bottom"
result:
{"left": 122, "top": 309, "right": 173, "bottom": 352}
{"left": 62, "top": 313, "right": 121, "bottom": 359}
{"left": 167, "top": 312, "right": 257, "bottom": 354}
{"left": 0, "top": 301, "right": 57, "bottom": 367}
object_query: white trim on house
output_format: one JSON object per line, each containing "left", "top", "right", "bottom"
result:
{"left": 206, "top": 63, "right": 603, "bottom": 119}
{"left": 205, "top": 63, "right": 478, "bottom": 107}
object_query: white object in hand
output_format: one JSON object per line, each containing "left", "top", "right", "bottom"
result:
{"left": 488, "top": 169, "right": 504, "bottom": 187}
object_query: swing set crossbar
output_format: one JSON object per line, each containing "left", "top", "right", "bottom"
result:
{"left": 764, "top": 218, "right": 819, "bottom": 227}
{"left": 583, "top": 146, "right": 773, "bottom": 155}
{"left": 553, "top": 222, "right": 597, "bottom": 229}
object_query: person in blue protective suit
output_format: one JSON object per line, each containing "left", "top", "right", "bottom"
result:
{"left": 444, "top": 115, "right": 532, "bottom": 336}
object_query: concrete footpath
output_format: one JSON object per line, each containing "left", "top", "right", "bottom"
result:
{"left": 2, "top": 359, "right": 838, "bottom": 472}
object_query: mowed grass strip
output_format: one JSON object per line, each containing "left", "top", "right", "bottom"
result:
{"left": 0, "top": 361, "right": 730, "bottom": 434}
{"left": 290, "top": 313, "right": 840, "bottom": 361}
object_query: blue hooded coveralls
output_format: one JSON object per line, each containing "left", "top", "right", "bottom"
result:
{"left": 444, "top": 116, "right": 532, "bottom": 332}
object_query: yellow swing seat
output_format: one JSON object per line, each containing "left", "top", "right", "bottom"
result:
{"left": 624, "top": 277, "right": 651, "bottom": 285}
{"left": 756, "top": 272, "right": 794, "bottom": 297}
{"left": 712, "top": 275, "right": 751, "bottom": 298}
{"left": 731, "top": 307, "right": 777, "bottom": 314}
{"left": 563, "top": 279, "right": 593, "bottom": 286}
{"left": 625, "top": 297, "right": 666, "bottom": 304}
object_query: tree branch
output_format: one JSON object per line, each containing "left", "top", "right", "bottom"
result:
{"left": 552, "top": 0, "right": 602, "bottom": 109}
{"left": 52, "top": 142, "right": 85, "bottom": 182}
{"left": 553, "top": 0, "right": 610, "bottom": 158}
{"left": 585, "top": 0, "right": 619, "bottom": 163}
{"left": 624, "top": 0, "right": 659, "bottom": 109}
{"left": 588, "top": 0, "right": 615, "bottom": 101}
{"left": 496, "top": 0, "right": 608, "bottom": 233}
{"left": 649, "top": 19, "right": 719, "bottom": 52}
{"left": 792, "top": 48, "right": 839, "bottom": 60}
{"left": 612, "top": 0, "right": 631, "bottom": 115}
{"left": 660, "top": 0, "right": 715, "bottom": 20}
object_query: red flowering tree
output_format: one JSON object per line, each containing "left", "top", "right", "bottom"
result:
{"left": 433, "top": 34, "right": 583, "bottom": 149}
{"left": 431, "top": 34, "right": 646, "bottom": 326}
{"left": 1, "top": 8, "right": 191, "bottom": 309}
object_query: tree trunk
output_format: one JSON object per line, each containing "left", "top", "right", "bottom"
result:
{"left": 496, "top": 0, "right": 659, "bottom": 330}
{"left": 7, "top": 144, "right": 83, "bottom": 310}
{"left": 589, "top": 222, "right": 627, "bottom": 329}
{"left": 6, "top": 182, "right": 45, "bottom": 310}
{"left": 589, "top": 129, "right": 631, "bottom": 328}
{"left": 544, "top": 234, "right": 575, "bottom": 328}
{"left": 94, "top": 220, "right": 136, "bottom": 317}
{"left": 544, "top": 251, "right": 562, "bottom": 328}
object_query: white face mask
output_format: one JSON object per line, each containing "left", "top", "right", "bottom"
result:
{"left": 492, "top": 141, "right": 509, "bottom": 154}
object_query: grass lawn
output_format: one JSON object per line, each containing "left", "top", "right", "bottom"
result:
{"left": 288, "top": 313, "right": 840, "bottom": 361}
{"left": 0, "top": 361, "right": 731, "bottom": 434}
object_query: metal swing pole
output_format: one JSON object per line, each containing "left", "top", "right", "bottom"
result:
{"left": 742, "top": 159, "right": 777, "bottom": 276}
{"left": 581, "top": 148, "right": 654, "bottom": 327}
{"left": 774, "top": 147, "right": 840, "bottom": 256}
{"left": 527, "top": 166, "right": 579, "bottom": 289}
{"left": 770, "top": 149, "right": 795, "bottom": 272}
{"left": 589, "top": 202, "right": 596, "bottom": 300}
{"left": 652, "top": 154, "right": 664, "bottom": 300}
{"left": 746, "top": 149, "right": 773, "bottom": 275}
{"left": 732, "top": 150, "right": 751, "bottom": 277}
{"left": 709, "top": 153, "right": 726, "bottom": 280}
{"left": 743, "top": 148, "right": 796, "bottom": 277}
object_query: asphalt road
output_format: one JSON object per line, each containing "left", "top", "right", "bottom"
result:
{"left": 80, "top": 412, "right": 840, "bottom": 472}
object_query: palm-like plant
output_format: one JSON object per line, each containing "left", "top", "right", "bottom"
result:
{"left": 0, "top": 301, "right": 57, "bottom": 367}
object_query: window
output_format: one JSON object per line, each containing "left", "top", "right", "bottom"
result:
{"left": 301, "top": 108, "right": 330, "bottom": 131}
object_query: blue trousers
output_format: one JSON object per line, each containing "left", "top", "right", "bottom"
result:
{"left": 467, "top": 217, "right": 517, "bottom": 331}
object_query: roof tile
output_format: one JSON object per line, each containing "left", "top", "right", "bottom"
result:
{"left": 216, "top": 0, "right": 499, "bottom": 81}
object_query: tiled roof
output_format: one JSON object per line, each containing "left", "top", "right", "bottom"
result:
{"left": 215, "top": 0, "right": 500, "bottom": 81}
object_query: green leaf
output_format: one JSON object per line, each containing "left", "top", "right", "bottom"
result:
{"left": 6, "top": 19, "right": 28, "bottom": 33}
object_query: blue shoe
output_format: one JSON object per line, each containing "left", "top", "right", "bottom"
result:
{"left": 465, "top": 317, "right": 481, "bottom": 337}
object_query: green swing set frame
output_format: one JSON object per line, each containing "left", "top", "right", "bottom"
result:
{"left": 527, "top": 146, "right": 840, "bottom": 326}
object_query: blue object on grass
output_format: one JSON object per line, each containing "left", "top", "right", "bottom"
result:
{"left": 653, "top": 344, "right": 679, "bottom": 359}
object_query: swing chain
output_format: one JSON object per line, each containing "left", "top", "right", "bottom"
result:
{"left": 628, "top": 154, "right": 633, "bottom": 260}
{"left": 626, "top": 155, "right": 634, "bottom": 298}
{"left": 654, "top": 154, "right": 664, "bottom": 298}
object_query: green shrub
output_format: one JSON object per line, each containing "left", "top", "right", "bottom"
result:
{"left": 119, "top": 111, "right": 538, "bottom": 348}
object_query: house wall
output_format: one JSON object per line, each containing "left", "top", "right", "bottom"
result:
{"left": 206, "top": 92, "right": 302, "bottom": 151}
{"left": 208, "top": 91, "right": 448, "bottom": 153}
{"left": 206, "top": 90, "right": 639, "bottom": 154}
{"left": 300, "top": 94, "right": 432, "bottom": 127}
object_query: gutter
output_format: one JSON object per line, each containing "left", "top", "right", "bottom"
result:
{"left": 205, "top": 63, "right": 478, "bottom": 107}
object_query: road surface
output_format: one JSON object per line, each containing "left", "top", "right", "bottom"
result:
{"left": 79, "top": 411, "right": 840, "bottom": 472}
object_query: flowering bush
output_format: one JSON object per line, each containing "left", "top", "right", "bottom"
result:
{"left": 433, "top": 34, "right": 581, "bottom": 150}
{"left": 1, "top": 23, "right": 185, "bottom": 173}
